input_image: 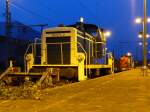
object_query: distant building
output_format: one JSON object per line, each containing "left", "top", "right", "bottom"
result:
{"left": 0, "top": 21, "right": 40, "bottom": 71}
{"left": 0, "top": 21, "right": 40, "bottom": 40}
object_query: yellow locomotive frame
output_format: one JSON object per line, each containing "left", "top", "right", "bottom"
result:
{"left": 24, "top": 26, "right": 114, "bottom": 81}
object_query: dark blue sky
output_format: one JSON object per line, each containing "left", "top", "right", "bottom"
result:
{"left": 0, "top": 0, "right": 150, "bottom": 59}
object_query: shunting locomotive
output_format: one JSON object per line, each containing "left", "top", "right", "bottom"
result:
{"left": 119, "top": 54, "right": 134, "bottom": 71}
{"left": 0, "top": 18, "right": 114, "bottom": 85}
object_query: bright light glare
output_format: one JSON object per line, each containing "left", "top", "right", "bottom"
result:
{"left": 138, "top": 34, "right": 150, "bottom": 38}
{"left": 138, "top": 34, "right": 142, "bottom": 38}
{"left": 146, "top": 34, "right": 150, "bottom": 38}
{"left": 80, "top": 17, "right": 84, "bottom": 23}
{"left": 135, "top": 18, "right": 142, "bottom": 24}
{"left": 147, "top": 18, "right": 150, "bottom": 23}
{"left": 127, "top": 52, "right": 132, "bottom": 56}
{"left": 139, "top": 42, "right": 142, "bottom": 46}
{"left": 104, "top": 31, "right": 111, "bottom": 37}
{"left": 135, "top": 17, "right": 150, "bottom": 23}
{"left": 139, "top": 42, "right": 148, "bottom": 46}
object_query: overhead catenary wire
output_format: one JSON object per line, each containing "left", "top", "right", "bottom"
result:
{"left": 40, "top": 0, "right": 101, "bottom": 25}
{"left": 10, "top": 1, "right": 51, "bottom": 23}
{"left": 34, "top": 0, "right": 58, "bottom": 23}
{"left": 3, "top": 0, "right": 102, "bottom": 27}
{"left": 9, "top": 3, "right": 42, "bottom": 22}
{"left": 77, "top": 0, "right": 101, "bottom": 25}
{"left": 0, "top": 0, "right": 49, "bottom": 36}
{"left": 0, "top": 3, "right": 6, "bottom": 18}
{"left": 37, "top": 0, "right": 53, "bottom": 13}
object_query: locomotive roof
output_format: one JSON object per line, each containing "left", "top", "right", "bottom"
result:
{"left": 68, "top": 22, "right": 99, "bottom": 34}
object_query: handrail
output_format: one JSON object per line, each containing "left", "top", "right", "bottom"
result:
{"left": 77, "top": 42, "right": 88, "bottom": 77}
{"left": 96, "top": 41, "right": 106, "bottom": 45}
{"left": 34, "top": 38, "right": 41, "bottom": 58}
{"left": 23, "top": 41, "right": 88, "bottom": 76}
{"left": 24, "top": 43, "right": 33, "bottom": 73}
{"left": 0, "top": 67, "right": 10, "bottom": 80}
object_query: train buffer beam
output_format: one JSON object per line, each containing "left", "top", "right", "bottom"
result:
{"left": 7, "top": 72, "right": 43, "bottom": 77}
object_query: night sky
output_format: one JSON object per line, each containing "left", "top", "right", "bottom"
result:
{"left": 0, "top": 0, "right": 150, "bottom": 59}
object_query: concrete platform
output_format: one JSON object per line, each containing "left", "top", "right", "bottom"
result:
{"left": 0, "top": 69, "right": 150, "bottom": 112}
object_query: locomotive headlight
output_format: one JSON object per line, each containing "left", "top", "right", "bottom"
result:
{"left": 104, "top": 31, "right": 111, "bottom": 37}
{"left": 80, "top": 17, "right": 84, "bottom": 23}
{"left": 127, "top": 52, "right": 132, "bottom": 56}
{"left": 78, "top": 53, "right": 85, "bottom": 62}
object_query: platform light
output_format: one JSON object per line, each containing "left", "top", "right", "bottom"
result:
{"left": 138, "top": 33, "right": 150, "bottom": 38}
{"left": 135, "top": 18, "right": 142, "bottom": 24}
{"left": 135, "top": 17, "right": 150, "bottom": 24}
{"left": 135, "top": 17, "right": 142, "bottom": 24}
{"left": 138, "top": 42, "right": 148, "bottom": 46}
{"left": 138, "top": 34, "right": 143, "bottom": 38}
{"left": 139, "top": 42, "right": 142, "bottom": 46}
{"left": 147, "top": 18, "right": 150, "bottom": 23}
{"left": 146, "top": 34, "right": 150, "bottom": 38}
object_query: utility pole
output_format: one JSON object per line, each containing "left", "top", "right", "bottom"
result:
{"left": 5, "top": 0, "right": 12, "bottom": 67}
{"left": 141, "top": 0, "right": 147, "bottom": 76}
{"left": 143, "top": 0, "right": 147, "bottom": 68}
{"left": 5, "top": 0, "right": 11, "bottom": 38}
